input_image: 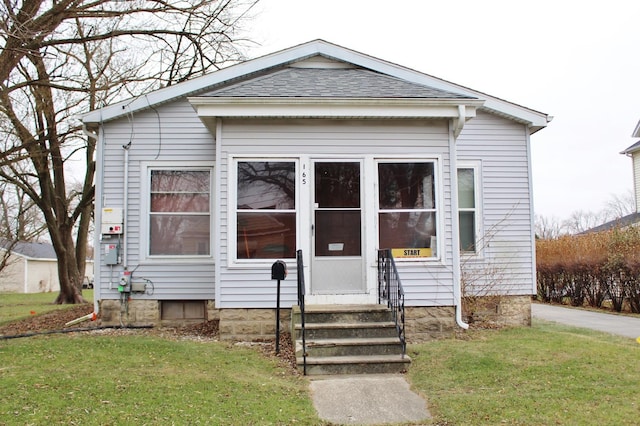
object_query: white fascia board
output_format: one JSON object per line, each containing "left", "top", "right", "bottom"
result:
{"left": 188, "top": 97, "right": 483, "bottom": 119}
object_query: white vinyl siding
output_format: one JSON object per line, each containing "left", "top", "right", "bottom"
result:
{"left": 95, "top": 105, "right": 536, "bottom": 307}
{"left": 632, "top": 153, "right": 640, "bottom": 212}
{"left": 456, "top": 111, "right": 535, "bottom": 296}
{"left": 95, "top": 99, "right": 216, "bottom": 301}
{"left": 217, "top": 118, "right": 455, "bottom": 308}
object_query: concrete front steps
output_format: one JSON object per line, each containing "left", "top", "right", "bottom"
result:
{"left": 291, "top": 304, "right": 411, "bottom": 375}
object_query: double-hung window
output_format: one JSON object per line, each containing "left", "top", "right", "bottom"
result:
{"left": 149, "top": 168, "right": 212, "bottom": 256}
{"left": 377, "top": 161, "right": 438, "bottom": 258}
{"left": 235, "top": 160, "right": 296, "bottom": 260}
{"left": 457, "top": 165, "right": 480, "bottom": 253}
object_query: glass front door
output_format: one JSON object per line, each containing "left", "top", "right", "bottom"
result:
{"left": 311, "top": 161, "right": 364, "bottom": 294}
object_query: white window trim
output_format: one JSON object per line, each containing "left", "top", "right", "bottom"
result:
{"left": 140, "top": 161, "right": 215, "bottom": 263}
{"left": 458, "top": 161, "right": 483, "bottom": 257}
{"left": 228, "top": 156, "right": 300, "bottom": 267}
{"left": 374, "top": 157, "right": 444, "bottom": 262}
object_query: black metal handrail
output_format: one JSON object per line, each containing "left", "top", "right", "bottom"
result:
{"left": 296, "top": 249, "right": 307, "bottom": 375}
{"left": 377, "top": 249, "right": 406, "bottom": 356}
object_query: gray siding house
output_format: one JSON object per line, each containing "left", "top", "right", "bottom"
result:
{"left": 83, "top": 40, "right": 549, "bottom": 340}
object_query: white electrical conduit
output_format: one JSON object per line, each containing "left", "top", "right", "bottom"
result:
{"left": 122, "top": 142, "right": 131, "bottom": 269}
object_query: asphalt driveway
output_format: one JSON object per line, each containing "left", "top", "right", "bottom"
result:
{"left": 532, "top": 303, "right": 640, "bottom": 339}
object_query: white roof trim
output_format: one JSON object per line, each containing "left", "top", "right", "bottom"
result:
{"left": 82, "top": 39, "right": 549, "bottom": 131}
{"left": 188, "top": 97, "right": 483, "bottom": 119}
{"left": 633, "top": 119, "right": 640, "bottom": 138}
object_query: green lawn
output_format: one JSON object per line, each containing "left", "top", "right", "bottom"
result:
{"left": 408, "top": 321, "right": 640, "bottom": 425}
{"left": 0, "top": 290, "right": 93, "bottom": 326}
{"left": 0, "top": 334, "right": 318, "bottom": 425}
{"left": 2, "top": 294, "right": 640, "bottom": 425}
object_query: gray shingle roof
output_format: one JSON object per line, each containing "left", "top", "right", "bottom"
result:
{"left": 0, "top": 240, "right": 57, "bottom": 259}
{"left": 580, "top": 212, "right": 640, "bottom": 234}
{"left": 204, "top": 67, "right": 475, "bottom": 99}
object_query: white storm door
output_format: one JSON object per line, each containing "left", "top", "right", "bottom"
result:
{"left": 311, "top": 160, "right": 365, "bottom": 294}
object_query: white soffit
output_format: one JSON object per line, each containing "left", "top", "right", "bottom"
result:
{"left": 188, "top": 97, "right": 482, "bottom": 119}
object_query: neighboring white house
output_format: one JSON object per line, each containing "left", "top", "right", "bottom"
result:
{"left": 0, "top": 241, "right": 95, "bottom": 293}
{"left": 82, "top": 40, "right": 550, "bottom": 339}
{"left": 0, "top": 241, "right": 59, "bottom": 293}
{"left": 621, "top": 120, "right": 640, "bottom": 213}
{"left": 586, "top": 120, "right": 640, "bottom": 233}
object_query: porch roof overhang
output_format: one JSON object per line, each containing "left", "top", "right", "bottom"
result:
{"left": 188, "top": 96, "right": 484, "bottom": 135}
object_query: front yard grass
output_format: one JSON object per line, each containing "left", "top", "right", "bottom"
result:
{"left": 408, "top": 321, "right": 640, "bottom": 425}
{"left": 2, "top": 294, "right": 640, "bottom": 425}
{"left": 0, "top": 290, "right": 93, "bottom": 326}
{"left": 0, "top": 333, "right": 319, "bottom": 425}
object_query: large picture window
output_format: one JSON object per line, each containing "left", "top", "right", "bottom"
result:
{"left": 378, "top": 162, "right": 437, "bottom": 258}
{"left": 236, "top": 160, "right": 296, "bottom": 260}
{"left": 149, "top": 169, "right": 211, "bottom": 256}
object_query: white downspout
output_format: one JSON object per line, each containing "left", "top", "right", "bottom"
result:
{"left": 214, "top": 118, "right": 222, "bottom": 306}
{"left": 450, "top": 105, "right": 469, "bottom": 330}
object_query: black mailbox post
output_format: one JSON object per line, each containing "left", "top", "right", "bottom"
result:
{"left": 272, "top": 260, "right": 287, "bottom": 353}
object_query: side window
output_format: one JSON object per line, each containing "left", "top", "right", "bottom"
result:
{"left": 458, "top": 166, "right": 478, "bottom": 253}
{"left": 149, "top": 169, "right": 211, "bottom": 256}
{"left": 377, "top": 161, "right": 438, "bottom": 258}
{"left": 235, "top": 160, "right": 296, "bottom": 260}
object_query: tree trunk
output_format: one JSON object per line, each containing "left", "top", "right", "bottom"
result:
{"left": 53, "top": 227, "right": 87, "bottom": 304}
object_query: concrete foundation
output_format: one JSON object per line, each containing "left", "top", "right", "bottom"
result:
{"left": 404, "top": 306, "right": 457, "bottom": 343}
{"left": 99, "top": 299, "right": 160, "bottom": 327}
{"left": 97, "top": 295, "right": 531, "bottom": 340}
{"left": 463, "top": 295, "right": 532, "bottom": 327}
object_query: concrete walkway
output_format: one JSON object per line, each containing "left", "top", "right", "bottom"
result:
{"left": 309, "top": 374, "right": 430, "bottom": 425}
{"left": 532, "top": 303, "right": 640, "bottom": 339}
{"left": 307, "top": 304, "right": 640, "bottom": 425}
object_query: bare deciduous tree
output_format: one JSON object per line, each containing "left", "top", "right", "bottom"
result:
{"left": 0, "top": 0, "right": 259, "bottom": 303}
{"left": 603, "top": 189, "right": 636, "bottom": 219}
{"left": 0, "top": 169, "right": 48, "bottom": 273}
{"left": 534, "top": 214, "right": 564, "bottom": 239}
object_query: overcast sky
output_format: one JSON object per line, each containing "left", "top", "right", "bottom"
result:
{"left": 245, "top": 0, "right": 640, "bottom": 220}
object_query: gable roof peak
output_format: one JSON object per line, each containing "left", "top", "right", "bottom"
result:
{"left": 82, "top": 39, "right": 549, "bottom": 132}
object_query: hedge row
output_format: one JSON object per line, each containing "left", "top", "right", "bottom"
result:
{"left": 536, "top": 226, "right": 640, "bottom": 312}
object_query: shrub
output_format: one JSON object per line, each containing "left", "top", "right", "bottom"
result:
{"left": 536, "top": 226, "right": 640, "bottom": 312}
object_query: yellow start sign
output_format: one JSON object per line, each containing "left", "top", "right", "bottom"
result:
{"left": 391, "top": 248, "right": 432, "bottom": 258}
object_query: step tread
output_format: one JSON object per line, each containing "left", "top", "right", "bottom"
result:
{"left": 297, "top": 354, "right": 411, "bottom": 365}
{"left": 296, "top": 304, "right": 390, "bottom": 313}
{"left": 302, "top": 337, "right": 402, "bottom": 346}
{"left": 295, "top": 321, "right": 396, "bottom": 329}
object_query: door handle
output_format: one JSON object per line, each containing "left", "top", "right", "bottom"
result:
{"left": 311, "top": 224, "right": 314, "bottom": 236}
